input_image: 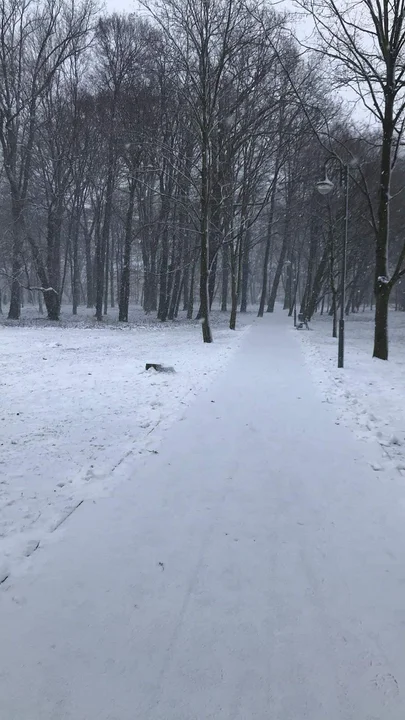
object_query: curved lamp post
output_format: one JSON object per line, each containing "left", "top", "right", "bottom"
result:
{"left": 316, "top": 161, "right": 349, "bottom": 369}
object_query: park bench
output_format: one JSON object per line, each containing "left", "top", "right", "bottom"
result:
{"left": 296, "top": 312, "right": 310, "bottom": 330}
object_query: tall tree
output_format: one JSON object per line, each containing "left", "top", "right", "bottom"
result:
{"left": 94, "top": 14, "right": 154, "bottom": 321}
{"left": 301, "top": 0, "right": 405, "bottom": 358}
{"left": 147, "top": 0, "right": 269, "bottom": 342}
{"left": 0, "top": 0, "right": 94, "bottom": 319}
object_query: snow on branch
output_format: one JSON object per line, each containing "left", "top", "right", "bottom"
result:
{"left": 31, "top": 287, "right": 58, "bottom": 294}
{"left": 0, "top": 271, "right": 58, "bottom": 295}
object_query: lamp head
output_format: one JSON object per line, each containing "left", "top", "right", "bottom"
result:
{"left": 316, "top": 177, "right": 334, "bottom": 195}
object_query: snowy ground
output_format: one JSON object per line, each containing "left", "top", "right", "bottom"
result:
{"left": 0, "top": 305, "right": 251, "bottom": 577}
{"left": 4, "top": 313, "right": 405, "bottom": 719}
{"left": 296, "top": 309, "right": 405, "bottom": 477}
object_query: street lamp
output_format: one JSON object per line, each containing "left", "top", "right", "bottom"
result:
{"left": 316, "top": 159, "right": 349, "bottom": 369}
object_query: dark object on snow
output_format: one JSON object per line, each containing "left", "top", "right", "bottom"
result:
{"left": 145, "top": 363, "right": 175, "bottom": 373}
{"left": 296, "top": 312, "right": 310, "bottom": 330}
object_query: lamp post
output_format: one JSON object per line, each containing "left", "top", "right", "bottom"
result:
{"left": 316, "top": 160, "right": 349, "bottom": 369}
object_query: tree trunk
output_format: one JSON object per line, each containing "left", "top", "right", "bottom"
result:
{"left": 168, "top": 239, "right": 183, "bottom": 320}
{"left": 119, "top": 179, "right": 136, "bottom": 322}
{"left": 289, "top": 241, "right": 303, "bottom": 318}
{"left": 229, "top": 230, "right": 244, "bottom": 330}
{"left": 208, "top": 251, "right": 218, "bottom": 310}
{"left": 268, "top": 214, "right": 291, "bottom": 313}
{"left": 300, "top": 208, "right": 319, "bottom": 318}
{"left": 240, "top": 236, "right": 249, "bottom": 312}
{"left": 229, "top": 248, "right": 238, "bottom": 330}
{"left": 103, "top": 234, "right": 109, "bottom": 315}
{"left": 42, "top": 203, "right": 63, "bottom": 320}
{"left": 174, "top": 276, "right": 184, "bottom": 318}
{"left": 96, "top": 184, "right": 113, "bottom": 321}
{"left": 85, "top": 219, "right": 94, "bottom": 308}
{"left": 183, "top": 261, "right": 189, "bottom": 311}
{"left": 306, "top": 242, "right": 329, "bottom": 320}
{"left": 288, "top": 258, "right": 300, "bottom": 317}
{"left": 96, "top": 143, "right": 115, "bottom": 321}
{"left": 187, "top": 258, "right": 196, "bottom": 319}
{"left": 373, "top": 102, "right": 393, "bottom": 358}
{"left": 43, "top": 289, "right": 60, "bottom": 320}
{"left": 157, "top": 218, "right": 170, "bottom": 319}
{"left": 72, "top": 215, "right": 80, "bottom": 315}
{"left": 221, "top": 243, "right": 229, "bottom": 311}
{"left": 331, "top": 294, "right": 337, "bottom": 337}
{"left": 200, "top": 129, "right": 213, "bottom": 343}
{"left": 161, "top": 254, "right": 174, "bottom": 322}
{"left": 196, "top": 240, "right": 219, "bottom": 318}
{"left": 149, "top": 251, "right": 158, "bottom": 311}
{"left": 167, "top": 266, "right": 178, "bottom": 320}
{"left": 258, "top": 185, "right": 277, "bottom": 317}
{"left": 8, "top": 197, "right": 25, "bottom": 319}
{"left": 283, "top": 258, "right": 292, "bottom": 310}
{"left": 373, "top": 283, "right": 390, "bottom": 359}
{"left": 110, "top": 235, "right": 115, "bottom": 308}
{"left": 8, "top": 262, "right": 22, "bottom": 319}
{"left": 398, "top": 280, "right": 405, "bottom": 310}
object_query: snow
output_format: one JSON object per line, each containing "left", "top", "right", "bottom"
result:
{"left": 0, "top": 306, "right": 250, "bottom": 578}
{"left": 296, "top": 309, "right": 405, "bottom": 477}
{"left": 2, "top": 312, "right": 405, "bottom": 718}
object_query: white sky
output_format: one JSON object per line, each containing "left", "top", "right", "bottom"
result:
{"left": 103, "top": 0, "right": 141, "bottom": 12}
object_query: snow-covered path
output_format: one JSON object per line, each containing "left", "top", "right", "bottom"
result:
{"left": 1, "top": 312, "right": 405, "bottom": 719}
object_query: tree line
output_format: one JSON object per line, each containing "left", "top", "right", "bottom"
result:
{"left": 0, "top": 0, "right": 404, "bottom": 358}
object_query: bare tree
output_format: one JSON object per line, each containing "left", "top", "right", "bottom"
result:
{"left": 300, "top": 0, "right": 405, "bottom": 358}
{"left": 144, "top": 0, "right": 268, "bottom": 342}
{"left": 0, "top": 0, "right": 94, "bottom": 319}
{"left": 93, "top": 14, "right": 153, "bottom": 320}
